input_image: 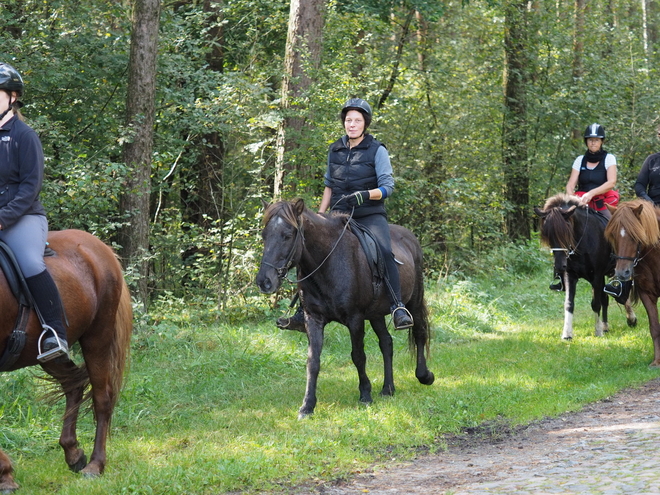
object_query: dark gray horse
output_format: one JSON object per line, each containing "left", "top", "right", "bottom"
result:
{"left": 256, "top": 199, "right": 434, "bottom": 418}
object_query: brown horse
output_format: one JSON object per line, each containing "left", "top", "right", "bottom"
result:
{"left": 256, "top": 199, "right": 434, "bottom": 419}
{"left": 0, "top": 229, "right": 132, "bottom": 492}
{"left": 605, "top": 199, "right": 660, "bottom": 367}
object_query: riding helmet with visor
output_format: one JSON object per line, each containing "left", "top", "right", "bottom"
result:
{"left": 584, "top": 123, "right": 605, "bottom": 145}
{"left": 341, "top": 98, "right": 372, "bottom": 129}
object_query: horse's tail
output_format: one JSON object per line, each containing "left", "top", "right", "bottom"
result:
{"left": 109, "top": 277, "right": 133, "bottom": 406}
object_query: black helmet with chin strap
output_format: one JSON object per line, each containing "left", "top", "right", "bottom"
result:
{"left": 341, "top": 98, "right": 373, "bottom": 129}
{"left": 0, "top": 63, "right": 24, "bottom": 97}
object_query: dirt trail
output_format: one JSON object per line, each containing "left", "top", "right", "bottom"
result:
{"left": 300, "top": 378, "right": 660, "bottom": 494}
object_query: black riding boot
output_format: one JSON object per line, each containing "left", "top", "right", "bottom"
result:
{"left": 26, "top": 270, "right": 69, "bottom": 362}
{"left": 384, "top": 253, "right": 413, "bottom": 330}
{"left": 276, "top": 304, "right": 306, "bottom": 332}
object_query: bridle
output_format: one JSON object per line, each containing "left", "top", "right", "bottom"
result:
{"left": 260, "top": 208, "right": 354, "bottom": 284}
{"left": 259, "top": 222, "right": 304, "bottom": 280}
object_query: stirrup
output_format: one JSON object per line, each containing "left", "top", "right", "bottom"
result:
{"left": 37, "top": 326, "right": 69, "bottom": 363}
{"left": 391, "top": 305, "right": 414, "bottom": 330}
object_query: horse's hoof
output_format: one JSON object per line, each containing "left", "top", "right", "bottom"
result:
{"left": 628, "top": 318, "right": 637, "bottom": 328}
{"left": 80, "top": 463, "right": 102, "bottom": 478}
{"left": 418, "top": 371, "right": 435, "bottom": 385}
{"left": 648, "top": 362, "right": 660, "bottom": 369}
{"left": 562, "top": 336, "right": 573, "bottom": 341}
{"left": 68, "top": 454, "right": 87, "bottom": 473}
{"left": 297, "top": 410, "right": 313, "bottom": 420}
{"left": 0, "top": 480, "right": 19, "bottom": 494}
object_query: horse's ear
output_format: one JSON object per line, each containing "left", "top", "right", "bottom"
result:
{"left": 561, "top": 205, "right": 578, "bottom": 218}
{"left": 606, "top": 203, "right": 617, "bottom": 214}
{"left": 261, "top": 199, "right": 270, "bottom": 210}
{"left": 293, "top": 198, "right": 305, "bottom": 215}
{"left": 534, "top": 207, "right": 547, "bottom": 218}
{"left": 633, "top": 204, "right": 644, "bottom": 218}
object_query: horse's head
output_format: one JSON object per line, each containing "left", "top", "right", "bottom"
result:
{"left": 255, "top": 198, "right": 306, "bottom": 294}
{"left": 535, "top": 194, "right": 582, "bottom": 274}
{"left": 605, "top": 199, "right": 660, "bottom": 281}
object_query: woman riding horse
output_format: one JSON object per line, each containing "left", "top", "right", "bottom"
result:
{"left": 0, "top": 63, "right": 68, "bottom": 362}
{"left": 277, "top": 98, "right": 412, "bottom": 331}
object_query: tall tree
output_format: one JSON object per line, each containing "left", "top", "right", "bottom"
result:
{"left": 273, "top": 0, "right": 325, "bottom": 198}
{"left": 119, "top": 0, "right": 161, "bottom": 309}
{"left": 502, "top": 0, "right": 530, "bottom": 240}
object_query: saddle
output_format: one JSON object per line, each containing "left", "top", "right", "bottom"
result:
{"left": 348, "top": 219, "right": 403, "bottom": 297}
{"left": 0, "top": 242, "right": 55, "bottom": 371}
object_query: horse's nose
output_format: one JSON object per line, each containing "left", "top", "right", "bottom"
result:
{"left": 255, "top": 271, "right": 275, "bottom": 294}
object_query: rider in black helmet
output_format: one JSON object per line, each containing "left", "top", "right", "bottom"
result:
{"left": 0, "top": 63, "right": 70, "bottom": 362}
{"left": 277, "top": 97, "right": 414, "bottom": 331}
{"left": 551, "top": 122, "right": 619, "bottom": 292}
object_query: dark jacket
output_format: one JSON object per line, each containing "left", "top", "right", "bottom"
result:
{"left": 327, "top": 134, "right": 386, "bottom": 218}
{"left": 0, "top": 116, "right": 46, "bottom": 229}
{"left": 635, "top": 152, "right": 660, "bottom": 205}
{"left": 577, "top": 153, "right": 609, "bottom": 193}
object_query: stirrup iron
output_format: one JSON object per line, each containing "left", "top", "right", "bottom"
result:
{"left": 37, "top": 326, "right": 68, "bottom": 363}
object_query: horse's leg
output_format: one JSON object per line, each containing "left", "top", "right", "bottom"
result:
{"left": 369, "top": 317, "right": 394, "bottom": 396}
{"left": 299, "top": 314, "right": 325, "bottom": 419}
{"left": 407, "top": 299, "right": 434, "bottom": 386}
{"left": 562, "top": 274, "right": 578, "bottom": 340}
{"left": 41, "top": 361, "right": 89, "bottom": 473}
{"left": 625, "top": 299, "right": 637, "bottom": 327}
{"left": 591, "top": 282, "right": 608, "bottom": 337}
{"left": 0, "top": 450, "right": 18, "bottom": 493}
{"left": 639, "top": 292, "right": 660, "bottom": 368}
{"left": 348, "top": 318, "right": 372, "bottom": 405}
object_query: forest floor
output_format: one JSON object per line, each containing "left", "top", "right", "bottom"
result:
{"left": 295, "top": 377, "right": 660, "bottom": 494}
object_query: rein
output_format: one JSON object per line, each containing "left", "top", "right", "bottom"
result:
{"left": 262, "top": 207, "right": 355, "bottom": 284}
{"left": 550, "top": 207, "right": 592, "bottom": 258}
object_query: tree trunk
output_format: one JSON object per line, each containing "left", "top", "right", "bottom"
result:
{"left": 273, "top": 0, "right": 325, "bottom": 198}
{"left": 572, "top": 0, "right": 586, "bottom": 79}
{"left": 502, "top": 0, "right": 530, "bottom": 241}
{"left": 119, "top": 0, "right": 161, "bottom": 310}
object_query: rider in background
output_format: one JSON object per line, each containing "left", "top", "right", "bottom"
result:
{"left": 565, "top": 123, "right": 619, "bottom": 220}
{"left": 0, "top": 63, "right": 69, "bottom": 362}
{"left": 551, "top": 123, "right": 619, "bottom": 292}
{"left": 634, "top": 125, "right": 660, "bottom": 206}
{"left": 277, "top": 98, "right": 413, "bottom": 331}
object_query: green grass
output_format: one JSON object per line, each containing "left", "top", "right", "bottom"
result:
{"left": 1, "top": 265, "right": 659, "bottom": 494}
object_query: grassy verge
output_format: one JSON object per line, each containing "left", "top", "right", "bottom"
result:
{"left": 1, "top": 251, "right": 659, "bottom": 494}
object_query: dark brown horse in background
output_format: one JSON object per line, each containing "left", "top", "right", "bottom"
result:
{"left": 535, "top": 194, "right": 636, "bottom": 340}
{"left": 605, "top": 199, "right": 660, "bottom": 367}
{"left": 0, "top": 230, "right": 132, "bottom": 492}
{"left": 256, "top": 199, "right": 434, "bottom": 419}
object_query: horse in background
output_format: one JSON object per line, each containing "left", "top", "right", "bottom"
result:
{"left": 0, "top": 230, "right": 132, "bottom": 492}
{"left": 535, "top": 194, "right": 636, "bottom": 340}
{"left": 605, "top": 199, "right": 660, "bottom": 367}
{"left": 256, "top": 199, "right": 434, "bottom": 419}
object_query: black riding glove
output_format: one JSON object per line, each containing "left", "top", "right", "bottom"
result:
{"left": 345, "top": 190, "right": 370, "bottom": 207}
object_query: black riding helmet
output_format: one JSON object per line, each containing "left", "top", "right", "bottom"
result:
{"left": 340, "top": 98, "right": 372, "bottom": 129}
{"left": 584, "top": 123, "right": 605, "bottom": 145}
{"left": 0, "top": 63, "right": 24, "bottom": 97}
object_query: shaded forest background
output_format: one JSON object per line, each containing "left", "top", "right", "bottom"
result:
{"left": 2, "top": 0, "right": 659, "bottom": 315}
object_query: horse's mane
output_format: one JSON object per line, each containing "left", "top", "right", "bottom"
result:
{"left": 542, "top": 193, "right": 584, "bottom": 211}
{"left": 605, "top": 199, "right": 660, "bottom": 248}
{"left": 263, "top": 199, "right": 348, "bottom": 230}
{"left": 538, "top": 194, "right": 588, "bottom": 250}
{"left": 263, "top": 200, "right": 302, "bottom": 228}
